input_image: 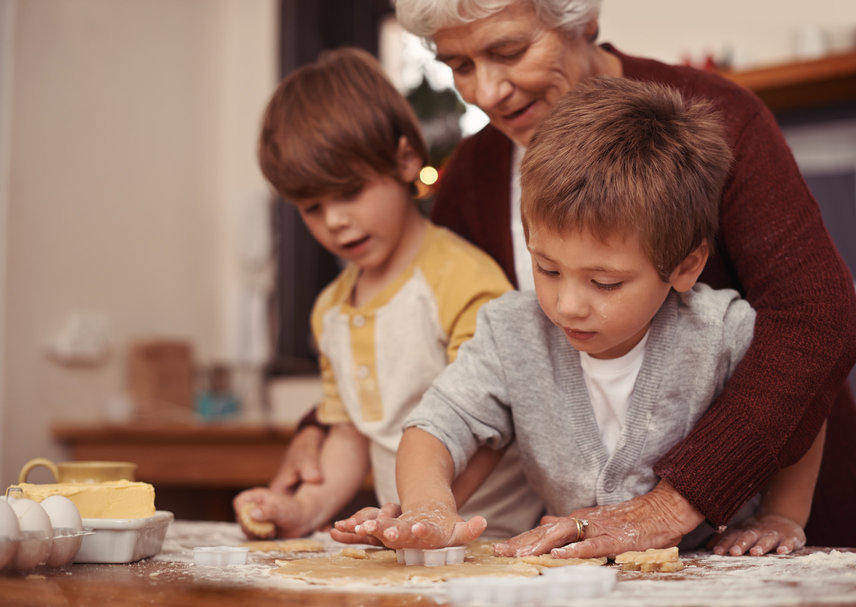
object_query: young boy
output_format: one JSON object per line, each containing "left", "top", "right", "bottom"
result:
{"left": 233, "top": 48, "right": 543, "bottom": 540}
{"left": 352, "top": 77, "right": 825, "bottom": 557}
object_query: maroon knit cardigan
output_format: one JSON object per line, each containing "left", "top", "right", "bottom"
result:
{"left": 431, "top": 44, "right": 856, "bottom": 545}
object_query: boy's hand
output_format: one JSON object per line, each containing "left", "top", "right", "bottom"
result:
{"left": 493, "top": 517, "right": 587, "bottom": 557}
{"left": 711, "top": 514, "right": 806, "bottom": 556}
{"left": 330, "top": 503, "right": 402, "bottom": 545}
{"left": 233, "top": 487, "right": 313, "bottom": 539}
{"left": 354, "top": 500, "right": 486, "bottom": 549}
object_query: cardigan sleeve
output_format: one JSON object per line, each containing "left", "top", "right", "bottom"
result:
{"left": 654, "top": 108, "right": 856, "bottom": 526}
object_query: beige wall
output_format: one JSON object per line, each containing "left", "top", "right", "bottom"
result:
{"left": 1, "top": 0, "right": 277, "bottom": 488}
{"left": 600, "top": 0, "right": 856, "bottom": 67}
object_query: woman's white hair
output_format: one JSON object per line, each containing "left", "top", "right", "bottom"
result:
{"left": 393, "top": 0, "right": 602, "bottom": 39}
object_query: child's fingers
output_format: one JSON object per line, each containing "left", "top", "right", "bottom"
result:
{"left": 728, "top": 529, "right": 760, "bottom": 556}
{"left": 748, "top": 531, "right": 780, "bottom": 556}
{"left": 329, "top": 527, "right": 384, "bottom": 546}
{"left": 448, "top": 516, "right": 487, "bottom": 546}
{"left": 712, "top": 528, "right": 742, "bottom": 555}
{"left": 776, "top": 535, "right": 803, "bottom": 554}
{"left": 337, "top": 506, "right": 383, "bottom": 533}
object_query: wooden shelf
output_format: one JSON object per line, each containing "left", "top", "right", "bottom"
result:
{"left": 721, "top": 50, "right": 856, "bottom": 113}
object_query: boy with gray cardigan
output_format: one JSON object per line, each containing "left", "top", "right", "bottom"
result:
{"left": 348, "top": 78, "right": 826, "bottom": 558}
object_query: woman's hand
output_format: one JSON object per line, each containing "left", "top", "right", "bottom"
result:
{"left": 493, "top": 516, "right": 589, "bottom": 557}
{"left": 351, "top": 500, "right": 486, "bottom": 550}
{"left": 269, "top": 426, "right": 326, "bottom": 493}
{"left": 544, "top": 481, "right": 704, "bottom": 559}
{"left": 712, "top": 514, "right": 806, "bottom": 556}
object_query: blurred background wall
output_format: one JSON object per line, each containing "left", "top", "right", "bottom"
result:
{"left": 1, "top": 0, "right": 277, "bottom": 488}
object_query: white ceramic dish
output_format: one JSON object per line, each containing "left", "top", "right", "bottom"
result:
{"left": 396, "top": 546, "right": 466, "bottom": 567}
{"left": 75, "top": 510, "right": 173, "bottom": 563}
{"left": 193, "top": 546, "right": 249, "bottom": 566}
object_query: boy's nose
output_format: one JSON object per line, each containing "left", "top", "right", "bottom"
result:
{"left": 324, "top": 206, "right": 349, "bottom": 231}
{"left": 556, "top": 290, "right": 589, "bottom": 321}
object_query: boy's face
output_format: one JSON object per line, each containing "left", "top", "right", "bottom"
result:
{"left": 528, "top": 225, "right": 675, "bottom": 359}
{"left": 295, "top": 176, "right": 416, "bottom": 274}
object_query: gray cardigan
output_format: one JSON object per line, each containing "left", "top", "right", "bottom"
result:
{"left": 407, "top": 284, "right": 755, "bottom": 516}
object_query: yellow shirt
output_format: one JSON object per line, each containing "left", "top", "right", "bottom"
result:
{"left": 312, "top": 222, "right": 543, "bottom": 537}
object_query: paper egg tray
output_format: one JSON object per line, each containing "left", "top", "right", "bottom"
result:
{"left": 444, "top": 565, "right": 617, "bottom": 605}
{"left": 396, "top": 546, "right": 466, "bottom": 567}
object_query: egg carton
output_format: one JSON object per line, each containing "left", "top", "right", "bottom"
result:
{"left": 444, "top": 566, "right": 617, "bottom": 606}
{"left": 396, "top": 546, "right": 466, "bottom": 567}
{"left": 193, "top": 546, "right": 249, "bottom": 566}
{"left": 75, "top": 510, "right": 174, "bottom": 563}
{"left": 1, "top": 491, "right": 93, "bottom": 571}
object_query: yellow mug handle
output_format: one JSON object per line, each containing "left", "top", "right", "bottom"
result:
{"left": 18, "top": 457, "right": 59, "bottom": 484}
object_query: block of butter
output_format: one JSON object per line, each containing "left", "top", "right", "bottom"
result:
{"left": 11, "top": 480, "right": 156, "bottom": 519}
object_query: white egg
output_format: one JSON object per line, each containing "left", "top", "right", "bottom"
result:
{"left": 0, "top": 499, "right": 21, "bottom": 570}
{"left": 7, "top": 497, "right": 52, "bottom": 570}
{"left": 41, "top": 496, "right": 83, "bottom": 567}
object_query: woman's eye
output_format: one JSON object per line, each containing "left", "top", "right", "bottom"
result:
{"left": 592, "top": 280, "right": 623, "bottom": 291}
{"left": 451, "top": 60, "right": 474, "bottom": 75}
{"left": 495, "top": 47, "right": 526, "bottom": 60}
{"left": 536, "top": 264, "right": 559, "bottom": 277}
{"left": 302, "top": 204, "right": 320, "bottom": 215}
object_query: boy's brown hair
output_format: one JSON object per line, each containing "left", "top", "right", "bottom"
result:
{"left": 521, "top": 77, "right": 733, "bottom": 279}
{"left": 259, "top": 47, "right": 428, "bottom": 201}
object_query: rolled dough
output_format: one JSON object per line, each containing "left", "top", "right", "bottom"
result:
{"left": 272, "top": 543, "right": 606, "bottom": 586}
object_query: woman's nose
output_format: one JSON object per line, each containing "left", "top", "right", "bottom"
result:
{"left": 473, "top": 63, "right": 513, "bottom": 111}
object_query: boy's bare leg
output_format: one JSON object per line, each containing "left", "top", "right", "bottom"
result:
{"left": 234, "top": 423, "right": 368, "bottom": 538}
{"left": 713, "top": 422, "right": 826, "bottom": 556}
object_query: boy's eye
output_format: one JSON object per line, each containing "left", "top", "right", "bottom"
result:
{"left": 592, "top": 280, "right": 623, "bottom": 291}
{"left": 536, "top": 264, "right": 559, "bottom": 277}
{"left": 302, "top": 203, "right": 321, "bottom": 215}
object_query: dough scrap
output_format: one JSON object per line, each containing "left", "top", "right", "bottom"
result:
{"left": 242, "top": 538, "right": 326, "bottom": 553}
{"left": 272, "top": 543, "right": 606, "bottom": 586}
{"left": 614, "top": 547, "right": 683, "bottom": 572}
{"left": 237, "top": 504, "right": 276, "bottom": 539}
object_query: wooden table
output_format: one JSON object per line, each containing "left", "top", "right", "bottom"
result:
{"left": 51, "top": 422, "right": 375, "bottom": 522}
{"left": 2, "top": 521, "right": 855, "bottom": 606}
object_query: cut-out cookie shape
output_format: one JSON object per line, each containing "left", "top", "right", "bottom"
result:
{"left": 614, "top": 546, "right": 684, "bottom": 572}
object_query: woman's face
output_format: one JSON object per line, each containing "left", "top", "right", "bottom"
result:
{"left": 433, "top": 2, "right": 607, "bottom": 147}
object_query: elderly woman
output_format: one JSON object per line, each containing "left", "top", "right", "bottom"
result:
{"left": 268, "top": 0, "right": 856, "bottom": 556}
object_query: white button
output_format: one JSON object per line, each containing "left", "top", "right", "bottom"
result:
{"left": 353, "top": 315, "right": 366, "bottom": 327}
{"left": 604, "top": 480, "right": 616, "bottom": 493}
{"left": 357, "top": 365, "right": 370, "bottom": 379}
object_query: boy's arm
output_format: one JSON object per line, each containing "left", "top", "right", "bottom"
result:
{"left": 713, "top": 422, "right": 826, "bottom": 556}
{"left": 356, "top": 427, "right": 487, "bottom": 549}
{"left": 760, "top": 421, "right": 826, "bottom": 526}
{"left": 235, "top": 423, "right": 369, "bottom": 538}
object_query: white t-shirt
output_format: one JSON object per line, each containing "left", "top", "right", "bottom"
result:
{"left": 510, "top": 144, "right": 535, "bottom": 291}
{"left": 579, "top": 332, "right": 649, "bottom": 456}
